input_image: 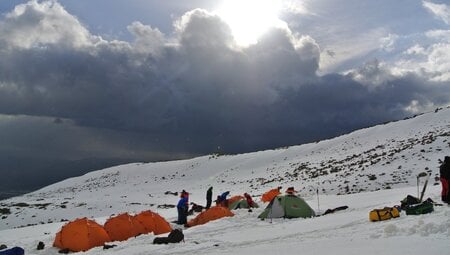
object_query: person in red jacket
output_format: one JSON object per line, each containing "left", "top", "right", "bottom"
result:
{"left": 243, "top": 193, "right": 255, "bottom": 207}
{"left": 285, "top": 187, "right": 296, "bottom": 195}
{"left": 440, "top": 156, "right": 450, "bottom": 203}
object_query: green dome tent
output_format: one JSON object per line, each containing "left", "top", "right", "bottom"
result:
{"left": 228, "top": 199, "right": 259, "bottom": 210}
{"left": 258, "top": 194, "right": 315, "bottom": 219}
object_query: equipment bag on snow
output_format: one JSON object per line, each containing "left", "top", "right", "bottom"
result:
{"left": 0, "top": 247, "right": 25, "bottom": 255}
{"left": 153, "top": 229, "right": 184, "bottom": 245}
{"left": 167, "top": 229, "right": 184, "bottom": 243}
{"left": 400, "top": 195, "right": 421, "bottom": 210}
{"left": 369, "top": 207, "right": 400, "bottom": 222}
{"left": 405, "top": 200, "right": 434, "bottom": 215}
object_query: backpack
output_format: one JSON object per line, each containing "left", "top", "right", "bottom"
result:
{"left": 37, "top": 241, "right": 45, "bottom": 250}
{"left": 405, "top": 200, "right": 434, "bottom": 215}
{"left": 369, "top": 207, "right": 400, "bottom": 222}
{"left": 168, "top": 229, "right": 184, "bottom": 243}
{"left": 153, "top": 229, "right": 184, "bottom": 245}
{"left": 400, "top": 195, "right": 421, "bottom": 210}
{"left": 153, "top": 237, "right": 170, "bottom": 245}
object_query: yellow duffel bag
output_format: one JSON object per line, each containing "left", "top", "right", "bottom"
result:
{"left": 369, "top": 207, "right": 400, "bottom": 222}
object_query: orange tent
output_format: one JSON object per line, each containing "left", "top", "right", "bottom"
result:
{"left": 261, "top": 188, "right": 281, "bottom": 202}
{"left": 187, "top": 206, "right": 234, "bottom": 227}
{"left": 133, "top": 210, "right": 172, "bottom": 235}
{"left": 104, "top": 213, "right": 146, "bottom": 241}
{"left": 53, "top": 218, "right": 110, "bottom": 252}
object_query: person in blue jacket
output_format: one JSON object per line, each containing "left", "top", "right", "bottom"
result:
{"left": 220, "top": 191, "right": 230, "bottom": 200}
{"left": 218, "top": 191, "right": 230, "bottom": 207}
{"left": 177, "top": 193, "right": 189, "bottom": 225}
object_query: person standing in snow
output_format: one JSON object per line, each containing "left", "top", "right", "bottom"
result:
{"left": 177, "top": 196, "right": 188, "bottom": 225}
{"left": 206, "top": 187, "right": 213, "bottom": 209}
{"left": 440, "top": 156, "right": 450, "bottom": 203}
{"left": 177, "top": 191, "right": 189, "bottom": 225}
{"left": 244, "top": 193, "right": 255, "bottom": 207}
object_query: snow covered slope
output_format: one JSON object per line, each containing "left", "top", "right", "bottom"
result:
{"left": 0, "top": 107, "right": 449, "bottom": 254}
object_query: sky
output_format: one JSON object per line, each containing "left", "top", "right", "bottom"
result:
{"left": 0, "top": 0, "right": 450, "bottom": 194}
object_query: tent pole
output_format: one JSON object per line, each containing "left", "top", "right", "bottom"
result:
{"left": 317, "top": 179, "right": 320, "bottom": 213}
{"left": 317, "top": 186, "right": 320, "bottom": 213}
{"left": 417, "top": 176, "right": 419, "bottom": 198}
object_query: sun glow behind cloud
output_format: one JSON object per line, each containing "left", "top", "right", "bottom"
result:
{"left": 215, "top": 0, "right": 283, "bottom": 47}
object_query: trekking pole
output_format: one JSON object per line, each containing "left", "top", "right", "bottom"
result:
{"left": 416, "top": 172, "right": 427, "bottom": 198}
{"left": 419, "top": 173, "right": 430, "bottom": 202}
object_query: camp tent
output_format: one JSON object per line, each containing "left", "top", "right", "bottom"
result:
{"left": 187, "top": 206, "right": 234, "bottom": 227}
{"left": 104, "top": 213, "right": 146, "bottom": 241}
{"left": 261, "top": 188, "right": 281, "bottom": 203}
{"left": 133, "top": 210, "right": 172, "bottom": 235}
{"left": 226, "top": 195, "right": 244, "bottom": 206}
{"left": 53, "top": 218, "right": 110, "bottom": 252}
{"left": 228, "top": 198, "right": 259, "bottom": 210}
{"left": 258, "top": 195, "right": 315, "bottom": 219}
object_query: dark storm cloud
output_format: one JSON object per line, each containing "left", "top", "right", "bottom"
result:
{"left": 0, "top": 114, "right": 192, "bottom": 161}
{"left": 0, "top": 1, "right": 449, "bottom": 156}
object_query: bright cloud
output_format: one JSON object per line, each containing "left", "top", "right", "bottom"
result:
{"left": 423, "top": 1, "right": 450, "bottom": 24}
{"left": 405, "top": 44, "right": 427, "bottom": 56}
{"left": 281, "top": 0, "right": 312, "bottom": 15}
{"left": 380, "top": 34, "right": 400, "bottom": 52}
{"left": 127, "top": 21, "right": 165, "bottom": 56}
{"left": 393, "top": 29, "right": 450, "bottom": 82}
{"left": 215, "top": 0, "right": 285, "bottom": 46}
{"left": 0, "top": 0, "right": 101, "bottom": 49}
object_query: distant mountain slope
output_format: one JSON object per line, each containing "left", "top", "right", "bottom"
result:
{"left": 0, "top": 107, "right": 449, "bottom": 230}
{"left": 0, "top": 157, "right": 135, "bottom": 200}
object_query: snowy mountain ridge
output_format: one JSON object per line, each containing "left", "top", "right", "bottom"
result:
{"left": 0, "top": 107, "right": 449, "bottom": 255}
{"left": 1, "top": 107, "right": 449, "bottom": 230}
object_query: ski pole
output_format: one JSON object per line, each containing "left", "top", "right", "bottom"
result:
{"left": 417, "top": 172, "right": 427, "bottom": 198}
